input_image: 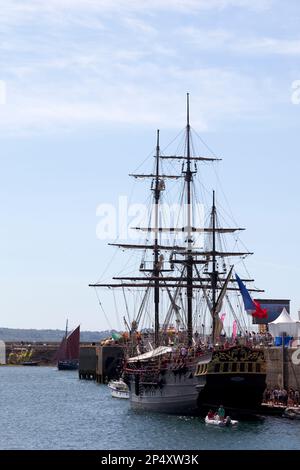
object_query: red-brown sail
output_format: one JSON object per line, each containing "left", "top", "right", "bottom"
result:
{"left": 57, "top": 326, "right": 80, "bottom": 370}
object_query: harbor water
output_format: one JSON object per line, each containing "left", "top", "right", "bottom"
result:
{"left": 0, "top": 367, "right": 299, "bottom": 450}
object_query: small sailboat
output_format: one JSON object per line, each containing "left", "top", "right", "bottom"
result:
{"left": 57, "top": 320, "right": 80, "bottom": 371}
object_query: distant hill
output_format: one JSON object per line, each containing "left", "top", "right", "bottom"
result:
{"left": 0, "top": 328, "right": 113, "bottom": 343}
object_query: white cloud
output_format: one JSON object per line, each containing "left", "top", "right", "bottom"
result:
{"left": 0, "top": 0, "right": 286, "bottom": 136}
{"left": 0, "top": 0, "right": 273, "bottom": 24}
{"left": 123, "top": 17, "right": 157, "bottom": 35}
{"left": 238, "top": 37, "right": 300, "bottom": 55}
{"left": 0, "top": 62, "right": 276, "bottom": 136}
{"left": 180, "top": 27, "right": 300, "bottom": 56}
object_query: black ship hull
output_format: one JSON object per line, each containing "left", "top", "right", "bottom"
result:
{"left": 197, "top": 372, "right": 266, "bottom": 415}
{"left": 195, "top": 346, "right": 267, "bottom": 416}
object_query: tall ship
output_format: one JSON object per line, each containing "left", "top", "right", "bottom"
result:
{"left": 90, "top": 95, "right": 267, "bottom": 415}
{"left": 56, "top": 321, "right": 80, "bottom": 371}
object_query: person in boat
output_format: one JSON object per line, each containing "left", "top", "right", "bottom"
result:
{"left": 207, "top": 410, "right": 215, "bottom": 420}
{"left": 225, "top": 416, "right": 232, "bottom": 426}
{"left": 217, "top": 405, "right": 225, "bottom": 421}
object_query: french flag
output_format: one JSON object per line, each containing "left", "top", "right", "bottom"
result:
{"left": 235, "top": 273, "right": 268, "bottom": 319}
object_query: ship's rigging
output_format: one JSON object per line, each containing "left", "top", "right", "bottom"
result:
{"left": 89, "top": 94, "right": 264, "bottom": 345}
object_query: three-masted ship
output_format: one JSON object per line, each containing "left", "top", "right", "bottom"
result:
{"left": 90, "top": 95, "right": 267, "bottom": 415}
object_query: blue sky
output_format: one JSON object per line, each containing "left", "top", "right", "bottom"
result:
{"left": 0, "top": 0, "right": 300, "bottom": 330}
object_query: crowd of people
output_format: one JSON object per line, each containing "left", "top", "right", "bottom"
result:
{"left": 244, "top": 331, "right": 273, "bottom": 344}
{"left": 263, "top": 388, "right": 300, "bottom": 407}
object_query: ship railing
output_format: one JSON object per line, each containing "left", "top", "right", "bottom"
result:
{"left": 214, "top": 335, "right": 276, "bottom": 349}
{"left": 124, "top": 366, "right": 161, "bottom": 373}
{"left": 139, "top": 381, "right": 160, "bottom": 386}
{"left": 243, "top": 336, "right": 300, "bottom": 349}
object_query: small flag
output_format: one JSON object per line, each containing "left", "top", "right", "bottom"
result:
{"left": 232, "top": 320, "right": 237, "bottom": 339}
{"left": 235, "top": 274, "right": 268, "bottom": 319}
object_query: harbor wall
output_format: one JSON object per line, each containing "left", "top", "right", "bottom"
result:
{"left": 265, "top": 347, "right": 300, "bottom": 390}
{"left": 4, "top": 342, "right": 96, "bottom": 365}
{"left": 5, "top": 342, "right": 60, "bottom": 365}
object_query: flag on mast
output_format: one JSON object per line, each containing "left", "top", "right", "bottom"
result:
{"left": 235, "top": 274, "right": 268, "bottom": 319}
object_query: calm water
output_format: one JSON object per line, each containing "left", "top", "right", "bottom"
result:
{"left": 0, "top": 366, "right": 300, "bottom": 450}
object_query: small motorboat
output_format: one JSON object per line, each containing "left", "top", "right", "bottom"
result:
{"left": 108, "top": 379, "right": 129, "bottom": 399}
{"left": 205, "top": 416, "right": 239, "bottom": 427}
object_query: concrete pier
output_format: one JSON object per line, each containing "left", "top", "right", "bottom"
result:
{"left": 79, "top": 346, "right": 97, "bottom": 380}
{"left": 79, "top": 345, "right": 124, "bottom": 383}
{"left": 96, "top": 345, "right": 124, "bottom": 384}
{"left": 265, "top": 347, "right": 300, "bottom": 389}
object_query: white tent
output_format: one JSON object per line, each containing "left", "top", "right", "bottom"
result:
{"left": 269, "top": 308, "right": 300, "bottom": 338}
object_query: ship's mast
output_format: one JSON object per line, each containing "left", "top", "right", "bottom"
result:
{"left": 211, "top": 191, "right": 218, "bottom": 342}
{"left": 185, "top": 93, "right": 193, "bottom": 346}
{"left": 154, "top": 130, "right": 160, "bottom": 346}
{"left": 65, "top": 318, "right": 68, "bottom": 339}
